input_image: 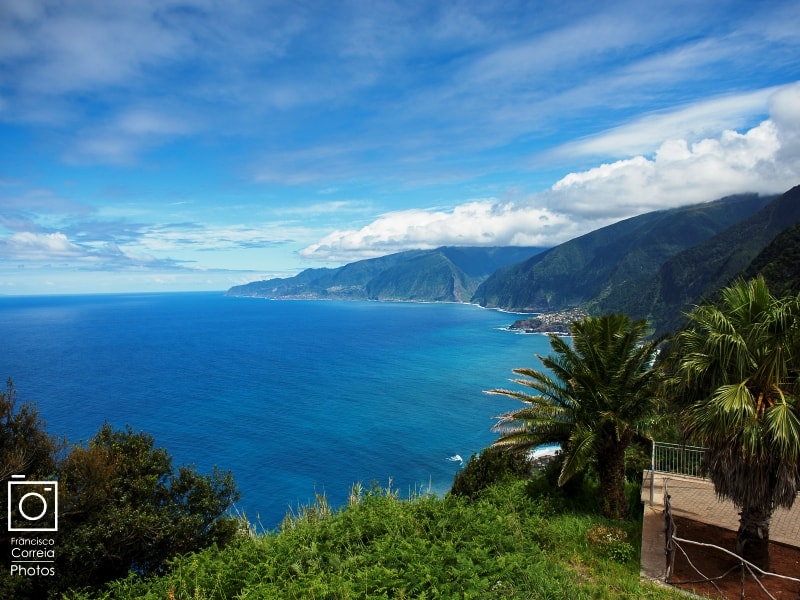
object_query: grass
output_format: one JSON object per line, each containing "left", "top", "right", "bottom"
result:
{"left": 67, "top": 478, "right": 687, "bottom": 600}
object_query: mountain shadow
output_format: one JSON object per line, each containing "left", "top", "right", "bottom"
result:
{"left": 741, "top": 220, "right": 800, "bottom": 299}
{"left": 616, "top": 185, "right": 800, "bottom": 334}
{"left": 471, "top": 193, "right": 774, "bottom": 315}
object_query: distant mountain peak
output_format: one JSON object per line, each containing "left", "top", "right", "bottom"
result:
{"left": 226, "top": 246, "right": 547, "bottom": 303}
{"left": 228, "top": 186, "right": 800, "bottom": 336}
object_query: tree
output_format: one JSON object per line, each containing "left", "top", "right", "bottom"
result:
{"left": 666, "top": 276, "right": 800, "bottom": 570}
{"left": 486, "top": 314, "right": 664, "bottom": 519}
{"left": 0, "top": 379, "right": 64, "bottom": 600}
{"left": 0, "top": 378, "right": 61, "bottom": 481}
{"left": 54, "top": 424, "right": 241, "bottom": 592}
{"left": 0, "top": 383, "right": 241, "bottom": 598}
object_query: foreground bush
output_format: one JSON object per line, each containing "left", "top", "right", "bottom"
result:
{"left": 450, "top": 446, "right": 531, "bottom": 499}
{"left": 0, "top": 382, "right": 240, "bottom": 600}
{"left": 55, "top": 425, "right": 240, "bottom": 592}
{"left": 72, "top": 479, "right": 686, "bottom": 600}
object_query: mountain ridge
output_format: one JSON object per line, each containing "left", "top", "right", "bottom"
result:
{"left": 226, "top": 246, "right": 546, "bottom": 303}
{"left": 605, "top": 185, "right": 800, "bottom": 333}
{"left": 228, "top": 186, "right": 800, "bottom": 335}
{"left": 470, "top": 193, "right": 774, "bottom": 313}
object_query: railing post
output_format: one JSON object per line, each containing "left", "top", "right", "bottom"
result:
{"left": 649, "top": 439, "right": 655, "bottom": 506}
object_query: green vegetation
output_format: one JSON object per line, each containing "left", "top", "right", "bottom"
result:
{"left": 0, "top": 378, "right": 62, "bottom": 483}
{"left": 227, "top": 185, "right": 800, "bottom": 337}
{"left": 0, "top": 383, "right": 239, "bottom": 600}
{"left": 1, "top": 379, "right": 65, "bottom": 600}
{"left": 450, "top": 446, "right": 532, "bottom": 499}
{"left": 486, "top": 314, "right": 664, "bottom": 519}
{"left": 473, "top": 185, "right": 800, "bottom": 335}
{"left": 55, "top": 425, "right": 240, "bottom": 591}
{"left": 665, "top": 276, "right": 800, "bottom": 570}
{"left": 626, "top": 185, "right": 800, "bottom": 334}
{"left": 472, "top": 192, "right": 772, "bottom": 315}
{"left": 0, "top": 378, "right": 682, "bottom": 600}
{"left": 227, "top": 185, "right": 800, "bottom": 335}
{"left": 743, "top": 220, "right": 800, "bottom": 298}
{"left": 66, "top": 478, "right": 685, "bottom": 600}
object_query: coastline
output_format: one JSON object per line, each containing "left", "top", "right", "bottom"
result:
{"left": 228, "top": 292, "right": 539, "bottom": 316}
{"left": 507, "top": 308, "right": 588, "bottom": 334}
{"left": 225, "top": 292, "right": 586, "bottom": 334}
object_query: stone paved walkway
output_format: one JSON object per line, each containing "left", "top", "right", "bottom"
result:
{"left": 639, "top": 471, "right": 800, "bottom": 582}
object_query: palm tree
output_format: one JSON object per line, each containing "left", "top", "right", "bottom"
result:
{"left": 667, "top": 276, "right": 800, "bottom": 570}
{"left": 486, "top": 314, "right": 664, "bottom": 519}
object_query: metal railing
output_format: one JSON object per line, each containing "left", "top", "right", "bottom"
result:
{"left": 651, "top": 442, "right": 706, "bottom": 478}
{"left": 648, "top": 441, "right": 706, "bottom": 506}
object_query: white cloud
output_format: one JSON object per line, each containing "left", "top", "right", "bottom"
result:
{"left": 547, "top": 120, "right": 783, "bottom": 216}
{"left": 2, "top": 2, "right": 189, "bottom": 95}
{"left": 554, "top": 87, "right": 780, "bottom": 159}
{"left": 545, "top": 86, "right": 800, "bottom": 218}
{"left": 1, "top": 231, "right": 83, "bottom": 260}
{"left": 302, "top": 83, "right": 800, "bottom": 261}
{"left": 139, "top": 222, "right": 295, "bottom": 253}
{"left": 0, "top": 229, "right": 177, "bottom": 270}
{"left": 3, "top": 0, "right": 798, "bottom": 175}
{"left": 770, "top": 83, "right": 800, "bottom": 167}
{"left": 300, "top": 201, "right": 586, "bottom": 261}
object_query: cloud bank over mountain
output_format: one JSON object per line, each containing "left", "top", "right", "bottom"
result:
{"left": 302, "top": 84, "right": 800, "bottom": 261}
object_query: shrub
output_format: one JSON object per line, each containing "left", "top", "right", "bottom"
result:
{"left": 624, "top": 440, "right": 651, "bottom": 484}
{"left": 450, "top": 446, "right": 530, "bottom": 499}
{"left": 54, "top": 424, "right": 240, "bottom": 593}
{"left": 1, "top": 382, "right": 241, "bottom": 599}
{"left": 586, "top": 523, "right": 636, "bottom": 563}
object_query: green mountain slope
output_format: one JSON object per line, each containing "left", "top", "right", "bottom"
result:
{"left": 617, "top": 185, "right": 800, "bottom": 333}
{"left": 471, "top": 193, "right": 772, "bottom": 313}
{"left": 742, "top": 220, "right": 800, "bottom": 298}
{"left": 365, "top": 252, "right": 476, "bottom": 301}
{"left": 229, "top": 186, "right": 800, "bottom": 333}
{"left": 226, "top": 246, "right": 546, "bottom": 302}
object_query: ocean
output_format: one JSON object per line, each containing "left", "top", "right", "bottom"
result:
{"left": 0, "top": 293, "right": 552, "bottom": 527}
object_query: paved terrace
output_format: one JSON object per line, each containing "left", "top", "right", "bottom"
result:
{"left": 640, "top": 471, "right": 800, "bottom": 581}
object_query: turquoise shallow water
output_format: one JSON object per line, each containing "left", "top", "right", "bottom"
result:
{"left": 0, "top": 293, "right": 551, "bottom": 527}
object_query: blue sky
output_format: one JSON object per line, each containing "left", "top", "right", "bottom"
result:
{"left": 1, "top": 0, "right": 799, "bottom": 294}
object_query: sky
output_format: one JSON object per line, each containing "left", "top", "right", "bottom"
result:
{"left": 1, "top": 0, "right": 800, "bottom": 295}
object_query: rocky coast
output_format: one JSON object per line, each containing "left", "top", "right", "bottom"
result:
{"left": 508, "top": 308, "right": 587, "bottom": 333}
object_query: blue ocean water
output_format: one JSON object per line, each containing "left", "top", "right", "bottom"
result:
{"left": 0, "top": 293, "right": 551, "bottom": 527}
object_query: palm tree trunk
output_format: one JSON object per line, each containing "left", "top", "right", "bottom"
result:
{"left": 597, "top": 442, "right": 628, "bottom": 519}
{"left": 736, "top": 503, "right": 771, "bottom": 571}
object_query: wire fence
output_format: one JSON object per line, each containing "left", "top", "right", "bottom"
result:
{"left": 663, "top": 480, "right": 800, "bottom": 599}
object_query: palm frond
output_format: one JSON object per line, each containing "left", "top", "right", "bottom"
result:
{"left": 765, "top": 396, "right": 800, "bottom": 463}
{"left": 674, "top": 276, "right": 800, "bottom": 513}
{"left": 558, "top": 426, "right": 596, "bottom": 486}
